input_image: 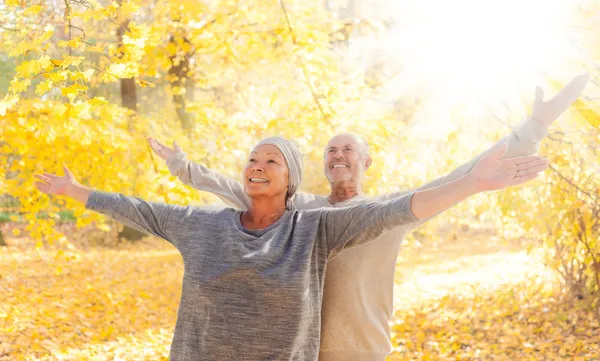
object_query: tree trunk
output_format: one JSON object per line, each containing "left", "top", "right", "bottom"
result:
{"left": 168, "top": 36, "right": 195, "bottom": 131}
{"left": 115, "top": 2, "right": 146, "bottom": 242}
{"left": 0, "top": 230, "right": 6, "bottom": 246}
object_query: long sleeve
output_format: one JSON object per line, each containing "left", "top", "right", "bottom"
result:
{"left": 373, "top": 117, "right": 548, "bottom": 225}
{"left": 322, "top": 192, "right": 419, "bottom": 255}
{"left": 85, "top": 190, "right": 191, "bottom": 249}
{"left": 166, "top": 152, "right": 251, "bottom": 210}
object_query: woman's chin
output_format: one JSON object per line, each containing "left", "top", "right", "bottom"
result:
{"left": 244, "top": 184, "right": 270, "bottom": 197}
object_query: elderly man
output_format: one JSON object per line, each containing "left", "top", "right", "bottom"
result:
{"left": 149, "top": 73, "right": 589, "bottom": 361}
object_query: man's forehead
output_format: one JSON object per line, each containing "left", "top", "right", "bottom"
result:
{"left": 326, "top": 134, "right": 360, "bottom": 148}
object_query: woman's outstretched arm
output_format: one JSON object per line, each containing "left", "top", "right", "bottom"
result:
{"left": 35, "top": 166, "right": 190, "bottom": 247}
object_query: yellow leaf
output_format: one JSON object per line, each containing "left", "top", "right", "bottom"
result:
{"left": 107, "top": 63, "right": 133, "bottom": 78}
{"left": 69, "top": 69, "right": 95, "bottom": 82}
{"left": 88, "top": 97, "right": 108, "bottom": 106}
{"left": 9, "top": 40, "right": 37, "bottom": 57}
{"left": 137, "top": 79, "right": 155, "bottom": 88}
{"left": 123, "top": 34, "right": 146, "bottom": 48}
{"left": 38, "top": 55, "right": 53, "bottom": 70}
{"left": 24, "top": 4, "right": 43, "bottom": 16}
{"left": 15, "top": 60, "right": 42, "bottom": 77}
{"left": 166, "top": 42, "right": 177, "bottom": 57}
{"left": 47, "top": 70, "right": 69, "bottom": 83}
{"left": 119, "top": 2, "right": 140, "bottom": 17}
{"left": 61, "top": 84, "right": 88, "bottom": 98}
{"left": 35, "top": 80, "right": 54, "bottom": 96}
{"left": 9, "top": 78, "right": 31, "bottom": 93}
{"left": 97, "top": 224, "right": 111, "bottom": 232}
{"left": 573, "top": 99, "right": 600, "bottom": 128}
{"left": 73, "top": 101, "right": 92, "bottom": 120}
{"left": 12, "top": 229, "right": 20, "bottom": 236}
{"left": 60, "top": 56, "right": 85, "bottom": 69}
{"left": 0, "top": 94, "right": 19, "bottom": 116}
{"left": 41, "top": 24, "right": 55, "bottom": 41}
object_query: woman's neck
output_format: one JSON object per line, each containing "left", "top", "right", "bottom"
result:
{"left": 241, "top": 197, "right": 287, "bottom": 230}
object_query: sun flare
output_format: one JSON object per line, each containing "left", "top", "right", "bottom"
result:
{"left": 392, "top": 0, "right": 586, "bottom": 97}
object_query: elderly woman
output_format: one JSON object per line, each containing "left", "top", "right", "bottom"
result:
{"left": 34, "top": 137, "right": 547, "bottom": 361}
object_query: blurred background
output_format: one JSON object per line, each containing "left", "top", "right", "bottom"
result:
{"left": 1, "top": 0, "right": 599, "bottom": 360}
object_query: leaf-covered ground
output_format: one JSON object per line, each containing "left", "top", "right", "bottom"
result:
{"left": 1, "top": 226, "right": 599, "bottom": 360}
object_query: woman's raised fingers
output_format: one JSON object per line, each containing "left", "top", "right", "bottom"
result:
{"left": 510, "top": 155, "right": 544, "bottom": 167}
{"left": 34, "top": 174, "right": 52, "bottom": 184}
{"left": 516, "top": 163, "right": 549, "bottom": 178}
{"left": 34, "top": 182, "right": 50, "bottom": 193}
{"left": 43, "top": 173, "right": 59, "bottom": 179}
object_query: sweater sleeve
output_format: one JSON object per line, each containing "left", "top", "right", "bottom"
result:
{"left": 85, "top": 190, "right": 193, "bottom": 250}
{"left": 322, "top": 192, "right": 419, "bottom": 255}
{"left": 166, "top": 152, "right": 251, "bottom": 210}
{"left": 372, "top": 117, "right": 548, "bottom": 226}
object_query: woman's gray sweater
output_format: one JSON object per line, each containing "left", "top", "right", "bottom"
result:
{"left": 85, "top": 190, "right": 417, "bottom": 360}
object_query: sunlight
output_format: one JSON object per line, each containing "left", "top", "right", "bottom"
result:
{"left": 394, "top": 0, "right": 584, "bottom": 98}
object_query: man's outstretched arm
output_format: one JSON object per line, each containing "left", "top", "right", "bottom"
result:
{"left": 148, "top": 138, "right": 252, "bottom": 210}
{"left": 374, "top": 73, "right": 591, "bottom": 223}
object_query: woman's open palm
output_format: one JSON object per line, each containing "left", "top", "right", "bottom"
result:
{"left": 34, "top": 166, "right": 77, "bottom": 195}
{"left": 470, "top": 144, "right": 549, "bottom": 192}
{"left": 148, "top": 138, "right": 183, "bottom": 160}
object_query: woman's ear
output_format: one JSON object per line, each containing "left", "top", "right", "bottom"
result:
{"left": 364, "top": 157, "right": 372, "bottom": 170}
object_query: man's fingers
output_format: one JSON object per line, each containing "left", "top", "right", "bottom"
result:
{"left": 173, "top": 140, "right": 182, "bottom": 152}
{"left": 534, "top": 86, "right": 544, "bottom": 105}
{"left": 552, "top": 72, "right": 591, "bottom": 106}
{"left": 149, "top": 140, "right": 166, "bottom": 155}
{"left": 148, "top": 139, "right": 159, "bottom": 151}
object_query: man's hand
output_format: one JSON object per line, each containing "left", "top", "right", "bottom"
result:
{"left": 148, "top": 137, "right": 184, "bottom": 160}
{"left": 469, "top": 143, "right": 549, "bottom": 192}
{"left": 532, "top": 72, "right": 592, "bottom": 127}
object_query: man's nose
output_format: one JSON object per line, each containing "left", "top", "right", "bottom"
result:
{"left": 333, "top": 150, "right": 344, "bottom": 159}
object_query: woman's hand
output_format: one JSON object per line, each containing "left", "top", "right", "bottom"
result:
{"left": 34, "top": 165, "right": 78, "bottom": 195}
{"left": 148, "top": 137, "right": 184, "bottom": 160}
{"left": 35, "top": 165, "right": 93, "bottom": 204}
{"left": 469, "top": 143, "right": 549, "bottom": 192}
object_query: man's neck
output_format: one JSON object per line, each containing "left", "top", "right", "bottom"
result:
{"left": 327, "top": 181, "right": 362, "bottom": 204}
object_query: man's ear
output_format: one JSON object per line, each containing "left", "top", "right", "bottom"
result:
{"left": 364, "top": 157, "right": 372, "bottom": 170}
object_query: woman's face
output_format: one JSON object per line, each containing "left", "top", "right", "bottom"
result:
{"left": 243, "top": 144, "right": 289, "bottom": 202}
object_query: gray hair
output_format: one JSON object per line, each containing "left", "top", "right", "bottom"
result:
{"left": 255, "top": 136, "right": 303, "bottom": 210}
{"left": 327, "top": 133, "right": 370, "bottom": 157}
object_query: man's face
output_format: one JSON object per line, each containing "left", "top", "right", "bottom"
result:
{"left": 323, "top": 134, "right": 371, "bottom": 184}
